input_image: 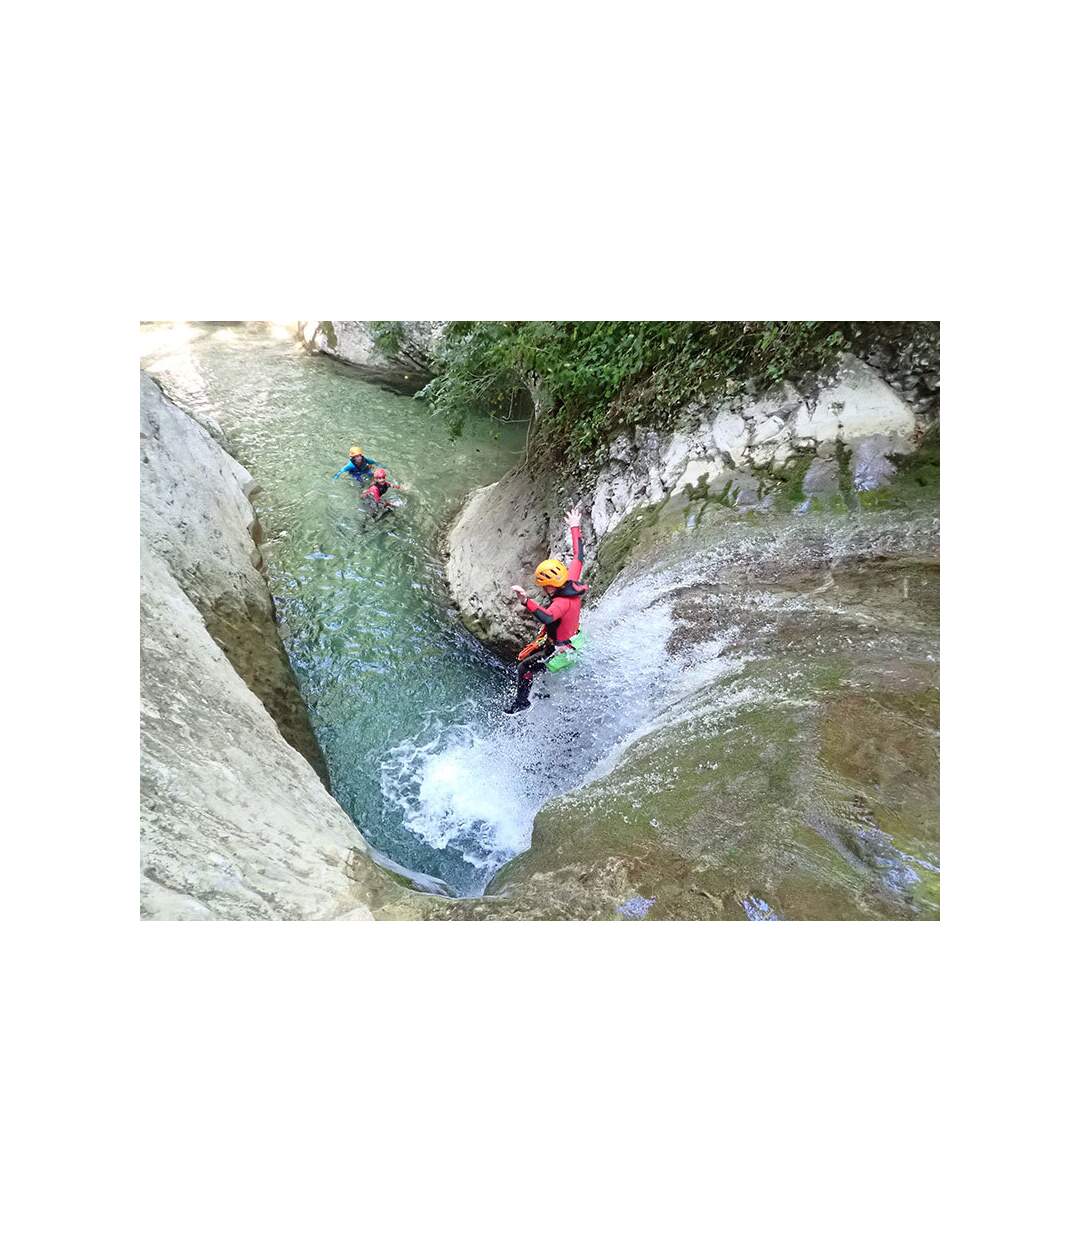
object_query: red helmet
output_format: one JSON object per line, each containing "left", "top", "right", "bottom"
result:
{"left": 373, "top": 467, "right": 388, "bottom": 481}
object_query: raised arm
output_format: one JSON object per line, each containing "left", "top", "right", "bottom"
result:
{"left": 566, "top": 508, "right": 583, "bottom": 579}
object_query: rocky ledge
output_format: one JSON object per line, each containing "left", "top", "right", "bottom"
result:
{"left": 299, "top": 320, "right": 444, "bottom": 391}
{"left": 445, "top": 353, "right": 938, "bottom": 653}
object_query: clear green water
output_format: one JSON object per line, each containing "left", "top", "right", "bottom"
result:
{"left": 140, "top": 322, "right": 940, "bottom": 918}
{"left": 140, "top": 322, "right": 527, "bottom": 895}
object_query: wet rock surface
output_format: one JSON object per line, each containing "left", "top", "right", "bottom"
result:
{"left": 431, "top": 504, "right": 938, "bottom": 924}
{"left": 300, "top": 320, "right": 443, "bottom": 391}
{"left": 141, "top": 545, "right": 431, "bottom": 920}
{"left": 443, "top": 466, "right": 569, "bottom": 654}
{"left": 445, "top": 351, "right": 934, "bottom": 653}
{"left": 802, "top": 457, "right": 840, "bottom": 498}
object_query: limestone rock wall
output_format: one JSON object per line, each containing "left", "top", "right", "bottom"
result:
{"left": 589, "top": 354, "right": 922, "bottom": 541}
{"left": 141, "top": 544, "right": 427, "bottom": 919}
{"left": 140, "top": 373, "right": 326, "bottom": 778}
{"left": 299, "top": 320, "right": 444, "bottom": 391}
{"left": 139, "top": 372, "right": 431, "bottom": 920}
{"left": 445, "top": 353, "right": 936, "bottom": 654}
{"left": 443, "top": 467, "right": 558, "bottom": 652}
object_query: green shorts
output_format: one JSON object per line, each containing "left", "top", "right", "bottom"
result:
{"left": 546, "top": 632, "right": 586, "bottom": 672}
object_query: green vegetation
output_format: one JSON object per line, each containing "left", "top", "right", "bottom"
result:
{"left": 835, "top": 438, "right": 855, "bottom": 508}
{"left": 416, "top": 321, "right": 849, "bottom": 460}
{"left": 368, "top": 320, "right": 405, "bottom": 357}
{"left": 772, "top": 451, "right": 815, "bottom": 509}
{"left": 850, "top": 423, "right": 940, "bottom": 512}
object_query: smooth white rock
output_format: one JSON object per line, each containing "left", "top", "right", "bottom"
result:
{"left": 710, "top": 407, "right": 750, "bottom": 463}
{"left": 140, "top": 375, "right": 428, "bottom": 920}
{"left": 141, "top": 542, "right": 423, "bottom": 920}
{"left": 793, "top": 354, "right": 916, "bottom": 446}
{"left": 673, "top": 457, "right": 728, "bottom": 495}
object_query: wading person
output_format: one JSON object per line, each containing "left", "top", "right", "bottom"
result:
{"left": 361, "top": 467, "right": 404, "bottom": 512}
{"left": 506, "top": 507, "right": 588, "bottom": 714}
{"left": 334, "top": 445, "right": 381, "bottom": 481}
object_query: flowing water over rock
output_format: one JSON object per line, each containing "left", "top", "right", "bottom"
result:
{"left": 141, "top": 324, "right": 939, "bottom": 915}
{"left": 424, "top": 492, "right": 939, "bottom": 919}
{"left": 487, "top": 501, "right": 941, "bottom": 919}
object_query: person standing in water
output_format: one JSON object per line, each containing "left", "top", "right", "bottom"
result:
{"left": 507, "top": 507, "right": 588, "bottom": 713}
{"left": 361, "top": 467, "right": 404, "bottom": 512}
{"left": 334, "top": 445, "right": 381, "bottom": 481}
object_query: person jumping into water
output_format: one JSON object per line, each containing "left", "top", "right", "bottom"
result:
{"left": 334, "top": 445, "right": 381, "bottom": 481}
{"left": 506, "top": 507, "right": 588, "bottom": 714}
{"left": 361, "top": 467, "right": 404, "bottom": 512}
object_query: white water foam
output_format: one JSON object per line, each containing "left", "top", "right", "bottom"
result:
{"left": 377, "top": 555, "right": 742, "bottom": 892}
{"left": 380, "top": 507, "right": 939, "bottom": 894}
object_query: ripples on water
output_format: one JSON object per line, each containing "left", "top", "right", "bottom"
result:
{"left": 141, "top": 322, "right": 529, "bottom": 894}
{"left": 141, "top": 324, "right": 939, "bottom": 907}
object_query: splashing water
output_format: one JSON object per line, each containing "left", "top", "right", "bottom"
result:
{"left": 377, "top": 569, "right": 705, "bottom": 894}
{"left": 141, "top": 324, "right": 938, "bottom": 913}
{"left": 381, "top": 495, "right": 938, "bottom": 910}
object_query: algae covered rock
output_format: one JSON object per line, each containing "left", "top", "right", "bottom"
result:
{"left": 485, "top": 543, "right": 940, "bottom": 921}
{"left": 802, "top": 456, "right": 841, "bottom": 499}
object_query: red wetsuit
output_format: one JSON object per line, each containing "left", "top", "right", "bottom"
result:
{"left": 363, "top": 479, "right": 401, "bottom": 507}
{"left": 524, "top": 525, "right": 588, "bottom": 645}
{"left": 508, "top": 526, "right": 588, "bottom": 712}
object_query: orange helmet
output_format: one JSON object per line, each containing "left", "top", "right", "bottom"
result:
{"left": 535, "top": 559, "right": 569, "bottom": 589}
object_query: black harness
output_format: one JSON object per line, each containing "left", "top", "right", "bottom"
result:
{"left": 551, "top": 580, "right": 588, "bottom": 599}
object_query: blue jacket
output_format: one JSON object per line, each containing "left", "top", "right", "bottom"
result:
{"left": 334, "top": 455, "right": 381, "bottom": 480}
